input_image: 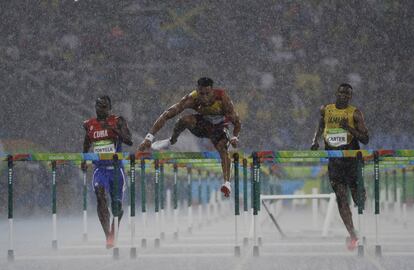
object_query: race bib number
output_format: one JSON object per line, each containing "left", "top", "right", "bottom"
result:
{"left": 93, "top": 140, "right": 115, "bottom": 153}
{"left": 325, "top": 128, "right": 348, "bottom": 147}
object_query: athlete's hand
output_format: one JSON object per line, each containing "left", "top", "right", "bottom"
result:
{"left": 339, "top": 119, "right": 349, "bottom": 130}
{"left": 138, "top": 139, "right": 151, "bottom": 151}
{"left": 230, "top": 136, "right": 239, "bottom": 148}
{"left": 310, "top": 142, "right": 319, "bottom": 150}
{"left": 139, "top": 133, "right": 154, "bottom": 151}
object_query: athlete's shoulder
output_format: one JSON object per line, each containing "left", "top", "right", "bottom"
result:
{"left": 83, "top": 117, "right": 96, "bottom": 123}
{"left": 189, "top": 90, "right": 198, "bottom": 98}
{"left": 113, "top": 115, "right": 128, "bottom": 124}
{"left": 108, "top": 114, "right": 119, "bottom": 120}
{"left": 213, "top": 88, "right": 226, "bottom": 97}
{"left": 319, "top": 104, "right": 331, "bottom": 114}
{"left": 107, "top": 114, "right": 124, "bottom": 126}
{"left": 83, "top": 117, "right": 96, "bottom": 128}
{"left": 348, "top": 105, "right": 357, "bottom": 111}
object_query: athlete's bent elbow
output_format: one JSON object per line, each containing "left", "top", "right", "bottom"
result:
{"left": 125, "top": 139, "right": 133, "bottom": 146}
{"left": 360, "top": 136, "right": 369, "bottom": 145}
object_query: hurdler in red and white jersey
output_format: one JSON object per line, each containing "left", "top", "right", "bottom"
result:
{"left": 83, "top": 115, "right": 132, "bottom": 167}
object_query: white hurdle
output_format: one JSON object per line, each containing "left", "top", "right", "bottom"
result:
{"left": 260, "top": 192, "right": 337, "bottom": 237}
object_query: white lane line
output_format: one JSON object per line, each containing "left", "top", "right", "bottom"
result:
{"left": 60, "top": 245, "right": 109, "bottom": 249}
{"left": 14, "top": 253, "right": 233, "bottom": 261}
{"left": 162, "top": 243, "right": 234, "bottom": 247}
{"left": 171, "top": 236, "right": 235, "bottom": 240}
{"left": 260, "top": 252, "right": 355, "bottom": 257}
{"left": 139, "top": 253, "right": 233, "bottom": 258}
{"left": 263, "top": 242, "right": 344, "bottom": 246}
{"left": 60, "top": 241, "right": 345, "bottom": 249}
{"left": 60, "top": 243, "right": 233, "bottom": 249}
{"left": 15, "top": 254, "right": 111, "bottom": 261}
{"left": 383, "top": 252, "right": 414, "bottom": 256}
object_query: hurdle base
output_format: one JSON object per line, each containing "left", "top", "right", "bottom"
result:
{"left": 173, "top": 231, "right": 179, "bottom": 240}
{"left": 234, "top": 246, "right": 241, "bottom": 257}
{"left": 253, "top": 246, "right": 260, "bottom": 257}
{"left": 82, "top": 233, "right": 88, "bottom": 242}
{"left": 258, "top": 237, "right": 263, "bottom": 246}
{"left": 52, "top": 240, "right": 58, "bottom": 250}
{"left": 375, "top": 245, "right": 382, "bottom": 257}
{"left": 7, "top": 250, "right": 14, "bottom": 262}
{"left": 130, "top": 247, "right": 137, "bottom": 259}
{"left": 160, "top": 232, "right": 166, "bottom": 240}
{"left": 358, "top": 245, "right": 364, "bottom": 257}
{"left": 141, "top": 238, "right": 147, "bottom": 248}
{"left": 113, "top": 247, "right": 120, "bottom": 260}
{"left": 243, "top": 237, "right": 249, "bottom": 247}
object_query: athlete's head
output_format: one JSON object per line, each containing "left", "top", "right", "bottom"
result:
{"left": 95, "top": 95, "right": 111, "bottom": 119}
{"left": 196, "top": 77, "right": 214, "bottom": 105}
{"left": 335, "top": 83, "right": 352, "bottom": 107}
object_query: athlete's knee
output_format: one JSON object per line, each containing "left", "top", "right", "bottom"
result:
{"left": 95, "top": 186, "right": 107, "bottom": 204}
{"left": 331, "top": 183, "right": 348, "bottom": 205}
{"left": 111, "top": 200, "right": 123, "bottom": 216}
{"left": 336, "top": 195, "right": 349, "bottom": 209}
{"left": 176, "top": 115, "right": 196, "bottom": 128}
{"left": 215, "top": 139, "right": 229, "bottom": 153}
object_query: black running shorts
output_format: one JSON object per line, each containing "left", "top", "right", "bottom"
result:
{"left": 328, "top": 157, "right": 358, "bottom": 184}
{"left": 188, "top": 114, "right": 230, "bottom": 146}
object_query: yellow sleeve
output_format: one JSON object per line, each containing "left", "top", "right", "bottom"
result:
{"left": 189, "top": 90, "right": 198, "bottom": 99}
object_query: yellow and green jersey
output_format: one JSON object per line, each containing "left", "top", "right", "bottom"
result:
{"left": 189, "top": 89, "right": 229, "bottom": 125}
{"left": 323, "top": 104, "right": 358, "bottom": 149}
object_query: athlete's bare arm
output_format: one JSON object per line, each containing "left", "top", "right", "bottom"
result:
{"left": 222, "top": 93, "right": 241, "bottom": 137}
{"left": 150, "top": 95, "right": 195, "bottom": 135}
{"left": 220, "top": 93, "right": 241, "bottom": 148}
{"left": 82, "top": 125, "right": 91, "bottom": 170}
{"left": 117, "top": 117, "right": 133, "bottom": 146}
{"left": 138, "top": 95, "right": 195, "bottom": 151}
{"left": 99, "top": 117, "right": 133, "bottom": 146}
{"left": 83, "top": 123, "right": 92, "bottom": 153}
{"left": 311, "top": 105, "right": 325, "bottom": 150}
{"left": 340, "top": 109, "right": 369, "bottom": 145}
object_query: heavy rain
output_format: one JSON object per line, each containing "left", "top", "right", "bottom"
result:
{"left": 1, "top": 1, "right": 414, "bottom": 270}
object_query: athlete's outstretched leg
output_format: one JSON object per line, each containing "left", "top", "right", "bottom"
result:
{"left": 170, "top": 115, "right": 197, "bottom": 144}
{"left": 95, "top": 186, "right": 110, "bottom": 239}
{"left": 215, "top": 138, "right": 231, "bottom": 197}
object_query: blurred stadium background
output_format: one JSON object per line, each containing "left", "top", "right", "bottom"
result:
{"left": 1, "top": 0, "right": 414, "bottom": 214}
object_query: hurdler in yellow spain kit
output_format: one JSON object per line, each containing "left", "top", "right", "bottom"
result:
{"left": 323, "top": 104, "right": 356, "bottom": 148}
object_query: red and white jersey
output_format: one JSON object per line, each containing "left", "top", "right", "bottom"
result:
{"left": 83, "top": 115, "right": 121, "bottom": 154}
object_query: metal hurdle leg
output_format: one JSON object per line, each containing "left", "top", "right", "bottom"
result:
{"left": 7, "top": 155, "right": 15, "bottom": 262}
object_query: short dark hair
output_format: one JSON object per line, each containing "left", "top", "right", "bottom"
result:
{"left": 197, "top": 77, "right": 214, "bottom": 87}
{"left": 96, "top": 95, "right": 111, "bottom": 109}
{"left": 337, "top": 83, "right": 353, "bottom": 92}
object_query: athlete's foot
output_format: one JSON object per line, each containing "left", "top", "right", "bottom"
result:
{"left": 151, "top": 138, "right": 172, "bottom": 150}
{"left": 106, "top": 226, "right": 115, "bottom": 249}
{"left": 346, "top": 236, "right": 358, "bottom": 251}
{"left": 220, "top": 181, "right": 231, "bottom": 197}
{"left": 106, "top": 232, "right": 114, "bottom": 249}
